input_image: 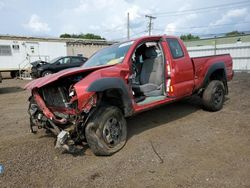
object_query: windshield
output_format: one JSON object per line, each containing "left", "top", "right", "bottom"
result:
{"left": 83, "top": 41, "right": 134, "bottom": 68}
{"left": 49, "top": 57, "right": 62, "bottom": 64}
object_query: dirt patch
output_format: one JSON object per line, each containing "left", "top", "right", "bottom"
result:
{"left": 0, "top": 73, "right": 249, "bottom": 187}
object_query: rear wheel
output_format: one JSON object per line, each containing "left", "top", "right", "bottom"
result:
{"left": 85, "top": 106, "right": 127, "bottom": 156}
{"left": 202, "top": 80, "right": 225, "bottom": 111}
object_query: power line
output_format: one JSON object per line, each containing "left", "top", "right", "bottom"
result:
{"left": 111, "top": 30, "right": 147, "bottom": 41}
{"left": 181, "top": 30, "right": 250, "bottom": 38}
{"left": 151, "top": 29, "right": 250, "bottom": 39}
{"left": 156, "top": 4, "right": 250, "bottom": 18}
{"left": 196, "top": 30, "right": 250, "bottom": 38}
{"left": 105, "top": 1, "right": 250, "bottom": 41}
{"left": 153, "top": 22, "right": 250, "bottom": 34}
{"left": 131, "top": 30, "right": 147, "bottom": 37}
{"left": 154, "top": 0, "right": 250, "bottom": 16}
{"left": 101, "top": 23, "right": 126, "bottom": 33}
{"left": 153, "top": 21, "right": 250, "bottom": 32}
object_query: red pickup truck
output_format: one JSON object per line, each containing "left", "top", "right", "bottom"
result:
{"left": 25, "top": 35, "right": 233, "bottom": 156}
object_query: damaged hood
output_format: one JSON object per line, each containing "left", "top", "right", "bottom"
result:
{"left": 31, "top": 60, "right": 48, "bottom": 67}
{"left": 25, "top": 65, "right": 113, "bottom": 90}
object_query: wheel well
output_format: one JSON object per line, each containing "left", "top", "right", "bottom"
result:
{"left": 210, "top": 69, "right": 225, "bottom": 81}
{"left": 100, "top": 89, "right": 125, "bottom": 114}
{"left": 209, "top": 69, "right": 228, "bottom": 94}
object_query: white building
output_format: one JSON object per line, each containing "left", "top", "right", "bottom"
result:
{"left": 0, "top": 35, "right": 67, "bottom": 77}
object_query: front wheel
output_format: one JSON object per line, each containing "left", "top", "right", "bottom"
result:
{"left": 10, "top": 71, "right": 19, "bottom": 78}
{"left": 42, "top": 70, "right": 52, "bottom": 77}
{"left": 85, "top": 106, "right": 127, "bottom": 156}
{"left": 202, "top": 80, "right": 225, "bottom": 111}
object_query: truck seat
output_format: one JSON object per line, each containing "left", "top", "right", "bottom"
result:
{"left": 132, "top": 46, "right": 163, "bottom": 97}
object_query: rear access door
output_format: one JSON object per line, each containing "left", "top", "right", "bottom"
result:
{"left": 164, "top": 37, "right": 195, "bottom": 98}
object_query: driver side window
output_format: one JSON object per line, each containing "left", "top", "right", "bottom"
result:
{"left": 58, "top": 57, "right": 70, "bottom": 64}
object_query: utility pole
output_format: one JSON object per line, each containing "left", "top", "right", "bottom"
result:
{"left": 145, "top": 15, "right": 156, "bottom": 36}
{"left": 214, "top": 36, "right": 217, "bottom": 55}
{"left": 127, "top": 12, "right": 130, "bottom": 40}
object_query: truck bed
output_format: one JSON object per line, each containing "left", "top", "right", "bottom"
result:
{"left": 191, "top": 54, "right": 234, "bottom": 89}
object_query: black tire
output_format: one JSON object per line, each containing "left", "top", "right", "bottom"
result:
{"left": 28, "top": 97, "right": 38, "bottom": 134}
{"left": 202, "top": 80, "right": 225, "bottom": 111}
{"left": 42, "top": 70, "right": 52, "bottom": 77}
{"left": 85, "top": 106, "right": 127, "bottom": 156}
{"left": 10, "top": 71, "right": 19, "bottom": 78}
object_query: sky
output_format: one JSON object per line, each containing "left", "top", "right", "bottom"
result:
{"left": 0, "top": 0, "right": 249, "bottom": 40}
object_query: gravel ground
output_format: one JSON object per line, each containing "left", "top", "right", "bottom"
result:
{"left": 0, "top": 73, "right": 249, "bottom": 188}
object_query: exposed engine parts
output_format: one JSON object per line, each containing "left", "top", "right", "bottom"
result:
{"left": 28, "top": 75, "right": 97, "bottom": 153}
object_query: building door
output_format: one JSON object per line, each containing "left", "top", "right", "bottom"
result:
{"left": 25, "top": 42, "right": 40, "bottom": 62}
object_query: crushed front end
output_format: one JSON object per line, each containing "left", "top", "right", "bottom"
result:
{"left": 28, "top": 75, "right": 98, "bottom": 152}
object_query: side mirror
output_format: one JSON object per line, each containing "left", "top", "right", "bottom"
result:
{"left": 55, "top": 62, "right": 60, "bottom": 65}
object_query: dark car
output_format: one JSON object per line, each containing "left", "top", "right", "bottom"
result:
{"left": 31, "top": 56, "right": 88, "bottom": 78}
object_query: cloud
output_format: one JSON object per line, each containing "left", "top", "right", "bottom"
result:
{"left": 124, "top": 0, "right": 135, "bottom": 2}
{"left": 164, "top": 4, "right": 198, "bottom": 35}
{"left": 125, "top": 5, "right": 150, "bottom": 30}
{"left": 126, "top": 5, "right": 143, "bottom": 21}
{"left": 211, "top": 8, "right": 248, "bottom": 26}
{"left": 0, "top": 1, "right": 4, "bottom": 9}
{"left": 165, "top": 23, "right": 176, "bottom": 35}
{"left": 24, "top": 14, "right": 51, "bottom": 33}
{"left": 58, "top": 0, "right": 159, "bottom": 39}
{"left": 1, "top": 0, "right": 249, "bottom": 40}
{"left": 61, "top": 24, "right": 80, "bottom": 34}
{"left": 63, "top": 0, "right": 129, "bottom": 32}
{"left": 89, "top": 25, "right": 101, "bottom": 31}
{"left": 60, "top": 0, "right": 152, "bottom": 39}
{"left": 74, "top": 0, "right": 118, "bottom": 12}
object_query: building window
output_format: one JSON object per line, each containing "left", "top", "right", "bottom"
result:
{"left": 30, "top": 46, "right": 35, "bottom": 53}
{"left": 0, "top": 45, "right": 12, "bottom": 56}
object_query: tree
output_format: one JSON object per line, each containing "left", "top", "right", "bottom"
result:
{"left": 180, "top": 34, "right": 200, "bottom": 41}
{"left": 59, "top": 33, "right": 72, "bottom": 38}
{"left": 225, "top": 31, "right": 245, "bottom": 37}
{"left": 60, "top": 33, "right": 105, "bottom": 40}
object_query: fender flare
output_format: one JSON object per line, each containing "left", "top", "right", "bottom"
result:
{"left": 87, "top": 77, "right": 133, "bottom": 116}
{"left": 202, "top": 62, "right": 228, "bottom": 94}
